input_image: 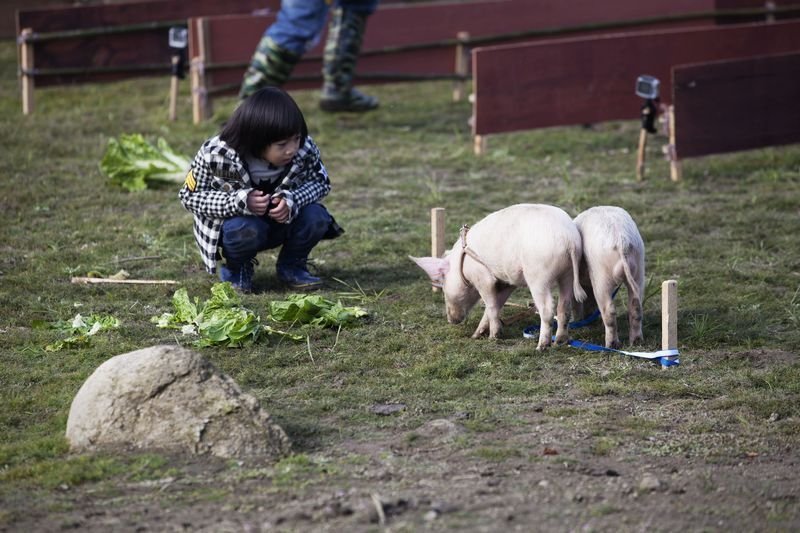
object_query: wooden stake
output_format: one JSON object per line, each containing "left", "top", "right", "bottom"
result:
{"left": 20, "top": 28, "right": 35, "bottom": 115}
{"left": 636, "top": 128, "right": 648, "bottom": 181}
{"left": 661, "top": 279, "right": 678, "bottom": 368}
{"left": 431, "top": 207, "right": 445, "bottom": 258}
{"left": 71, "top": 277, "right": 178, "bottom": 285}
{"left": 469, "top": 47, "right": 485, "bottom": 156}
{"left": 668, "top": 105, "right": 682, "bottom": 182}
{"left": 169, "top": 55, "right": 180, "bottom": 121}
{"left": 453, "top": 31, "right": 470, "bottom": 102}
{"left": 191, "top": 57, "right": 205, "bottom": 124}
{"left": 191, "top": 18, "right": 211, "bottom": 124}
{"left": 766, "top": 0, "right": 776, "bottom": 22}
{"left": 473, "top": 134, "right": 486, "bottom": 156}
{"left": 431, "top": 207, "right": 445, "bottom": 292}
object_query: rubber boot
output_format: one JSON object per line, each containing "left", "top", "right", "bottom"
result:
{"left": 239, "top": 36, "right": 300, "bottom": 99}
{"left": 319, "top": 8, "right": 379, "bottom": 112}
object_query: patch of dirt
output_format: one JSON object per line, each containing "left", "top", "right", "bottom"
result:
{"left": 3, "top": 352, "right": 799, "bottom": 532}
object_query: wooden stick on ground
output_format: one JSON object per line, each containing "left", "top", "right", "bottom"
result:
{"left": 71, "top": 277, "right": 178, "bottom": 285}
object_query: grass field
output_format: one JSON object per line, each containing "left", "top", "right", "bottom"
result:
{"left": 1, "top": 37, "right": 799, "bottom": 531}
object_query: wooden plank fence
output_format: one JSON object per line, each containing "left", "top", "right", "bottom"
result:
{"left": 673, "top": 51, "right": 800, "bottom": 158}
{"left": 16, "top": 0, "right": 278, "bottom": 115}
{"left": 471, "top": 18, "right": 800, "bottom": 158}
{"left": 16, "top": 0, "right": 797, "bottom": 123}
{"left": 188, "top": 0, "right": 731, "bottom": 122}
{"left": 3, "top": 0, "right": 63, "bottom": 38}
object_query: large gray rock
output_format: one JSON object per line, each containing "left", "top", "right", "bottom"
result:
{"left": 66, "top": 345, "right": 291, "bottom": 459}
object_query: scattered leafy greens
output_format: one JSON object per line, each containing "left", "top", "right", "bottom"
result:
{"left": 43, "top": 314, "right": 121, "bottom": 352}
{"left": 151, "top": 284, "right": 369, "bottom": 348}
{"left": 268, "top": 294, "right": 368, "bottom": 328}
{"left": 100, "top": 133, "right": 190, "bottom": 192}
{"left": 151, "top": 283, "right": 278, "bottom": 347}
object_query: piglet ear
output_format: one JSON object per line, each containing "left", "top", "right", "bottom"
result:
{"left": 409, "top": 255, "right": 449, "bottom": 286}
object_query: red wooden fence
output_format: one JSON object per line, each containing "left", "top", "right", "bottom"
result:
{"left": 472, "top": 19, "right": 800, "bottom": 137}
{"left": 673, "top": 51, "right": 800, "bottom": 158}
{"left": 16, "top": 0, "right": 797, "bottom": 120}
{"left": 188, "top": 0, "right": 731, "bottom": 122}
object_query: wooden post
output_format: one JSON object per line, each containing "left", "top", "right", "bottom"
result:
{"left": 169, "top": 55, "right": 180, "bottom": 121}
{"left": 20, "top": 28, "right": 35, "bottom": 115}
{"left": 668, "top": 105, "right": 682, "bottom": 182}
{"left": 191, "top": 57, "right": 206, "bottom": 124}
{"left": 765, "top": 1, "right": 776, "bottom": 22}
{"left": 469, "top": 43, "right": 485, "bottom": 156}
{"left": 453, "top": 31, "right": 470, "bottom": 102}
{"left": 431, "top": 207, "right": 445, "bottom": 292}
{"left": 473, "top": 134, "right": 487, "bottom": 156}
{"left": 661, "top": 279, "right": 678, "bottom": 368}
{"left": 191, "top": 18, "right": 211, "bottom": 124}
{"left": 636, "top": 128, "right": 648, "bottom": 181}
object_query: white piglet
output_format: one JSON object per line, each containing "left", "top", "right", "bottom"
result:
{"left": 411, "top": 204, "right": 586, "bottom": 350}
{"left": 573, "top": 206, "right": 645, "bottom": 349}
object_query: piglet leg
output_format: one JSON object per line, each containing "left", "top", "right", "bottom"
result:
{"left": 472, "top": 285, "right": 515, "bottom": 338}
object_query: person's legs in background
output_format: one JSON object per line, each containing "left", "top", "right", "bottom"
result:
{"left": 240, "top": 0, "right": 330, "bottom": 99}
{"left": 319, "top": 0, "right": 380, "bottom": 112}
{"left": 240, "top": 0, "right": 381, "bottom": 112}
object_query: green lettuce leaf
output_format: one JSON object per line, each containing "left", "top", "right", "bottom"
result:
{"left": 100, "top": 133, "right": 190, "bottom": 192}
{"left": 268, "top": 294, "right": 368, "bottom": 328}
{"left": 150, "top": 288, "right": 199, "bottom": 329}
{"left": 152, "top": 282, "right": 304, "bottom": 347}
{"left": 45, "top": 313, "right": 120, "bottom": 351}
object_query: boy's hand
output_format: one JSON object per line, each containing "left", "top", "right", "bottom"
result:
{"left": 247, "top": 190, "right": 270, "bottom": 215}
{"left": 267, "top": 197, "right": 290, "bottom": 223}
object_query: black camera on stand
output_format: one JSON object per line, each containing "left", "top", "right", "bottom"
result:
{"left": 635, "top": 75, "right": 660, "bottom": 134}
{"left": 169, "top": 26, "right": 188, "bottom": 79}
{"left": 167, "top": 26, "right": 188, "bottom": 121}
{"left": 634, "top": 75, "right": 660, "bottom": 180}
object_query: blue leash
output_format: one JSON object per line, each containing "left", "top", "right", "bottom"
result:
{"left": 522, "top": 288, "right": 680, "bottom": 368}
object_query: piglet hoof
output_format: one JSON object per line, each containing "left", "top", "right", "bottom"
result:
{"left": 607, "top": 339, "right": 622, "bottom": 350}
{"left": 629, "top": 334, "right": 643, "bottom": 346}
{"left": 471, "top": 323, "right": 489, "bottom": 338}
{"left": 554, "top": 334, "right": 569, "bottom": 345}
{"left": 536, "top": 341, "right": 551, "bottom": 351}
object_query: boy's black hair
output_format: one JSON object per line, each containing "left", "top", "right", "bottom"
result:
{"left": 219, "top": 87, "right": 308, "bottom": 159}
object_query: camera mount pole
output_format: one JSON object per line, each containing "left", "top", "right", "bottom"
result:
{"left": 636, "top": 98, "right": 658, "bottom": 181}
{"left": 168, "top": 26, "right": 188, "bottom": 121}
{"left": 169, "top": 56, "right": 180, "bottom": 121}
{"left": 636, "top": 127, "right": 648, "bottom": 181}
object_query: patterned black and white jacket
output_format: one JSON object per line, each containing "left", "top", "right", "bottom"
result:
{"left": 179, "top": 134, "right": 331, "bottom": 274}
